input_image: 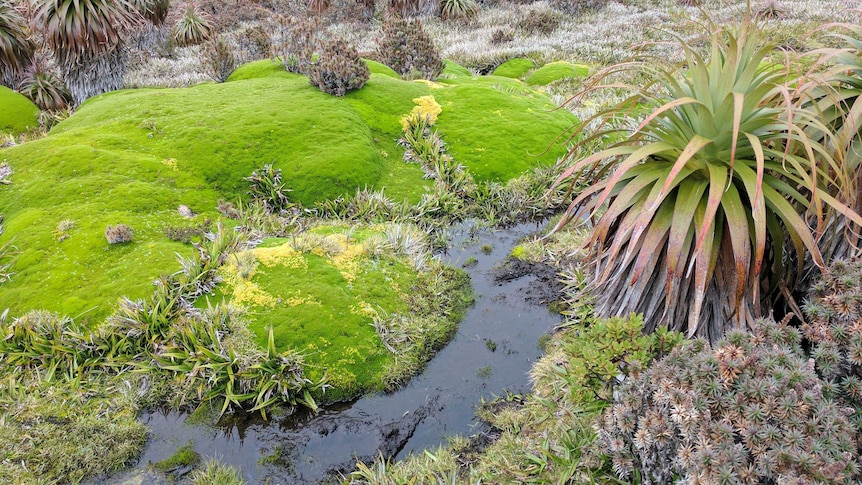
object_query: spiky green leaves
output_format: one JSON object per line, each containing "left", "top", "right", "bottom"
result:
{"left": 0, "top": 1, "right": 33, "bottom": 87}
{"left": 552, "top": 20, "right": 862, "bottom": 341}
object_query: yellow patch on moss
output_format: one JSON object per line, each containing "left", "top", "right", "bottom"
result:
{"left": 330, "top": 237, "right": 367, "bottom": 283}
{"left": 161, "top": 158, "right": 178, "bottom": 171}
{"left": 350, "top": 301, "right": 379, "bottom": 318}
{"left": 413, "top": 79, "right": 445, "bottom": 89}
{"left": 254, "top": 244, "right": 307, "bottom": 270}
{"left": 282, "top": 289, "right": 321, "bottom": 307}
{"left": 400, "top": 95, "right": 443, "bottom": 131}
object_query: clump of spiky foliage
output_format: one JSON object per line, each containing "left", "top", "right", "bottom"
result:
{"left": 245, "top": 164, "right": 293, "bottom": 213}
{"left": 190, "top": 458, "right": 246, "bottom": 485}
{"left": 804, "top": 258, "right": 862, "bottom": 426}
{"left": 105, "top": 223, "right": 134, "bottom": 244}
{"left": 376, "top": 17, "right": 444, "bottom": 80}
{"left": 203, "top": 35, "right": 236, "bottom": 82}
{"left": 134, "top": 0, "right": 170, "bottom": 25}
{"left": 440, "top": 0, "right": 479, "bottom": 21}
{"left": 600, "top": 318, "right": 860, "bottom": 484}
{"left": 275, "top": 15, "right": 321, "bottom": 75}
{"left": 549, "top": 17, "right": 862, "bottom": 342}
{"left": 36, "top": 0, "right": 142, "bottom": 105}
{"left": 308, "top": 38, "right": 369, "bottom": 96}
{"left": 19, "top": 62, "right": 71, "bottom": 111}
{"left": 173, "top": 2, "right": 213, "bottom": 47}
{"left": 0, "top": 0, "right": 33, "bottom": 88}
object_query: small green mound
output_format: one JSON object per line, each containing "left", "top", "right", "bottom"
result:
{"left": 434, "top": 83, "right": 576, "bottom": 181}
{"left": 0, "top": 60, "right": 577, "bottom": 324}
{"left": 209, "top": 226, "right": 470, "bottom": 401}
{"left": 365, "top": 59, "right": 401, "bottom": 79}
{"left": 525, "top": 61, "right": 589, "bottom": 86}
{"left": 0, "top": 86, "right": 40, "bottom": 134}
{"left": 441, "top": 60, "right": 472, "bottom": 78}
{"left": 153, "top": 442, "right": 200, "bottom": 472}
{"left": 226, "top": 59, "right": 296, "bottom": 81}
{"left": 492, "top": 58, "right": 536, "bottom": 79}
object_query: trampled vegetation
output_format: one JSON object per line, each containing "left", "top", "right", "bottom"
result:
{"left": 2, "top": 0, "right": 862, "bottom": 483}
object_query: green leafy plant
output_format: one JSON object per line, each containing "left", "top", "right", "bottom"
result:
{"left": 600, "top": 318, "right": 860, "bottom": 484}
{"left": 801, "top": 24, "right": 862, "bottom": 264}
{"left": 173, "top": 2, "right": 213, "bottom": 47}
{"left": 245, "top": 164, "right": 293, "bottom": 213}
{"left": 376, "top": 17, "right": 444, "bottom": 80}
{"left": 308, "top": 38, "right": 370, "bottom": 96}
{"left": 0, "top": 0, "right": 33, "bottom": 88}
{"left": 550, "top": 18, "right": 862, "bottom": 341}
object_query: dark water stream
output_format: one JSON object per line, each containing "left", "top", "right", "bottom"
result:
{"left": 103, "top": 221, "right": 562, "bottom": 484}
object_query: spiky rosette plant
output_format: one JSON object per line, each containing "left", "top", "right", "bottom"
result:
{"left": 18, "top": 57, "right": 72, "bottom": 112}
{"left": 600, "top": 318, "right": 860, "bottom": 484}
{"left": 35, "top": 0, "right": 142, "bottom": 105}
{"left": 799, "top": 25, "right": 862, "bottom": 266}
{"left": 173, "top": 2, "right": 213, "bottom": 47}
{"left": 550, "top": 18, "right": 862, "bottom": 342}
{"left": 440, "top": 0, "right": 478, "bottom": 21}
{"left": 803, "top": 258, "right": 862, "bottom": 426}
{"left": 0, "top": 0, "right": 33, "bottom": 88}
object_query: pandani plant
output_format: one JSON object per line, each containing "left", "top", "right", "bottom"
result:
{"left": 0, "top": 0, "right": 33, "bottom": 88}
{"left": 799, "top": 22, "right": 862, "bottom": 266}
{"left": 549, "top": 14, "right": 862, "bottom": 342}
{"left": 35, "top": 0, "right": 143, "bottom": 105}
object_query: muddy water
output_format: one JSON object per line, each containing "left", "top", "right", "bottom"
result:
{"left": 105, "top": 221, "right": 562, "bottom": 484}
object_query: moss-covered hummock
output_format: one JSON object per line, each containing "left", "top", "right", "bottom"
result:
{"left": 0, "top": 86, "right": 40, "bottom": 134}
{"left": 208, "top": 224, "right": 472, "bottom": 402}
{"left": 525, "top": 61, "right": 590, "bottom": 86}
{"left": 0, "top": 59, "right": 575, "bottom": 324}
{"left": 365, "top": 59, "right": 401, "bottom": 79}
{"left": 492, "top": 58, "right": 536, "bottom": 79}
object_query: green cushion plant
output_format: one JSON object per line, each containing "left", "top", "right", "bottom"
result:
{"left": 524, "top": 61, "right": 588, "bottom": 86}
{"left": 550, "top": 16, "right": 862, "bottom": 342}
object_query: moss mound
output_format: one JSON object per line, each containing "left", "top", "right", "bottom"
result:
{"left": 210, "top": 225, "right": 471, "bottom": 402}
{"left": 441, "top": 60, "right": 472, "bottom": 78}
{"left": 365, "top": 59, "right": 401, "bottom": 78}
{"left": 492, "top": 58, "right": 536, "bottom": 79}
{"left": 0, "top": 59, "right": 576, "bottom": 324}
{"left": 226, "top": 59, "right": 293, "bottom": 81}
{"left": 0, "top": 86, "right": 40, "bottom": 134}
{"left": 434, "top": 82, "right": 574, "bottom": 180}
{"left": 525, "top": 61, "right": 589, "bottom": 86}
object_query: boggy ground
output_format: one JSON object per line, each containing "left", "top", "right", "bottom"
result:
{"left": 1, "top": 0, "right": 860, "bottom": 484}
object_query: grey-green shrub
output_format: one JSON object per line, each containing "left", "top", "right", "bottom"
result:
{"left": 600, "top": 318, "right": 860, "bottom": 484}
{"left": 308, "top": 38, "right": 369, "bottom": 96}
